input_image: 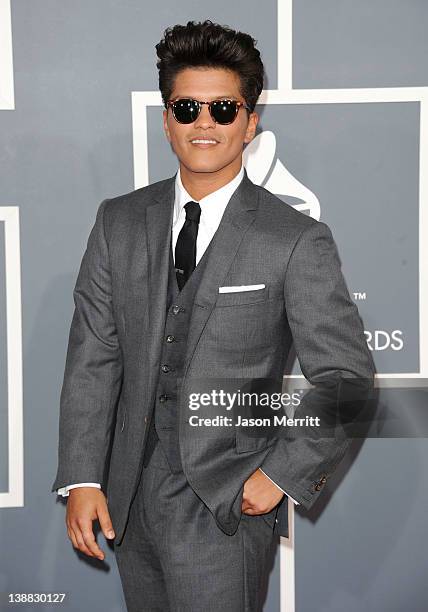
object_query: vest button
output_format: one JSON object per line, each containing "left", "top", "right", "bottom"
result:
{"left": 161, "top": 364, "right": 170, "bottom": 373}
{"left": 159, "top": 394, "right": 168, "bottom": 403}
{"left": 166, "top": 334, "right": 175, "bottom": 343}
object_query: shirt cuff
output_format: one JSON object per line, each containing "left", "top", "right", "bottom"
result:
{"left": 259, "top": 469, "right": 300, "bottom": 505}
{"left": 57, "top": 483, "right": 101, "bottom": 497}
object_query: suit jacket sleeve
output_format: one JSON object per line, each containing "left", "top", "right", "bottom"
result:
{"left": 260, "top": 220, "right": 375, "bottom": 510}
{"left": 51, "top": 199, "right": 123, "bottom": 492}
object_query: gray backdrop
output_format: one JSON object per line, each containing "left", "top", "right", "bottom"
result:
{"left": 1, "top": 1, "right": 427, "bottom": 611}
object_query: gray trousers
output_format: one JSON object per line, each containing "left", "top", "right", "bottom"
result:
{"left": 113, "top": 440, "right": 279, "bottom": 611}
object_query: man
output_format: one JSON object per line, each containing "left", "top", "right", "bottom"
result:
{"left": 52, "top": 20, "right": 375, "bottom": 611}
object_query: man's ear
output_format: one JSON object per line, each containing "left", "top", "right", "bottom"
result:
{"left": 244, "top": 111, "right": 259, "bottom": 144}
{"left": 163, "top": 109, "right": 171, "bottom": 143}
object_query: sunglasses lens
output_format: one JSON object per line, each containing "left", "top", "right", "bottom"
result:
{"left": 172, "top": 99, "right": 200, "bottom": 124}
{"left": 210, "top": 100, "right": 238, "bottom": 124}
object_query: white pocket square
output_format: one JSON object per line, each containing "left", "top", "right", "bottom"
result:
{"left": 218, "top": 284, "right": 265, "bottom": 293}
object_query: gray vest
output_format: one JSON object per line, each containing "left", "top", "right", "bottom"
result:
{"left": 143, "top": 233, "right": 215, "bottom": 473}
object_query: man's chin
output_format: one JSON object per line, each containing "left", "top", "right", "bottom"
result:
{"left": 180, "top": 159, "right": 229, "bottom": 174}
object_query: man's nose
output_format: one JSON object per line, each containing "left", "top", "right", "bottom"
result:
{"left": 193, "top": 103, "right": 216, "bottom": 128}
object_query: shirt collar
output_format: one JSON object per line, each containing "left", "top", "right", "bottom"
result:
{"left": 173, "top": 163, "right": 245, "bottom": 228}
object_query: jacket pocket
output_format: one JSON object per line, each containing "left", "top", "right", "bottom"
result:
{"left": 215, "top": 285, "right": 268, "bottom": 307}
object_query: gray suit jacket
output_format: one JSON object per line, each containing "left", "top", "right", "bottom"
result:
{"left": 52, "top": 168, "right": 375, "bottom": 544}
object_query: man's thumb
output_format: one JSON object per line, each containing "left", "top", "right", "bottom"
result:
{"left": 98, "top": 506, "right": 115, "bottom": 539}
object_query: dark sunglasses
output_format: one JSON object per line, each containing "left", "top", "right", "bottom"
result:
{"left": 166, "top": 98, "right": 252, "bottom": 125}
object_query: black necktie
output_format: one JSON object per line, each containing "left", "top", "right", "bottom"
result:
{"left": 174, "top": 200, "right": 201, "bottom": 291}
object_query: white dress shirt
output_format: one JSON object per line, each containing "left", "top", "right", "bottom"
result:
{"left": 57, "top": 163, "right": 299, "bottom": 506}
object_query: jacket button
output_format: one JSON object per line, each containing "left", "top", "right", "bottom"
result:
{"left": 161, "top": 364, "right": 170, "bottom": 373}
{"left": 172, "top": 305, "right": 181, "bottom": 315}
{"left": 159, "top": 394, "right": 168, "bottom": 403}
{"left": 315, "top": 483, "right": 322, "bottom": 491}
{"left": 144, "top": 416, "right": 148, "bottom": 424}
{"left": 320, "top": 476, "right": 327, "bottom": 484}
{"left": 166, "top": 334, "right": 175, "bottom": 343}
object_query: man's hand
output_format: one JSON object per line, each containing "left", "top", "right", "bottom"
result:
{"left": 66, "top": 487, "right": 115, "bottom": 560}
{"left": 242, "top": 468, "right": 285, "bottom": 515}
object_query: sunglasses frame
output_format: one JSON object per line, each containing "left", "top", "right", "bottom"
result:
{"left": 166, "top": 97, "right": 252, "bottom": 125}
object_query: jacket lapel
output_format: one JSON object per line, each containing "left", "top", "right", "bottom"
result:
{"left": 144, "top": 176, "right": 175, "bottom": 385}
{"left": 182, "top": 169, "right": 260, "bottom": 379}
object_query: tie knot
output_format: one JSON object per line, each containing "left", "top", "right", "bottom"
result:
{"left": 184, "top": 200, "right": 201, "bottom": 223}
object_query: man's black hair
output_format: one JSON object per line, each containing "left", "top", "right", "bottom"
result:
{"left": 156, "top": 20, "right": 265, "bottom": 114}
